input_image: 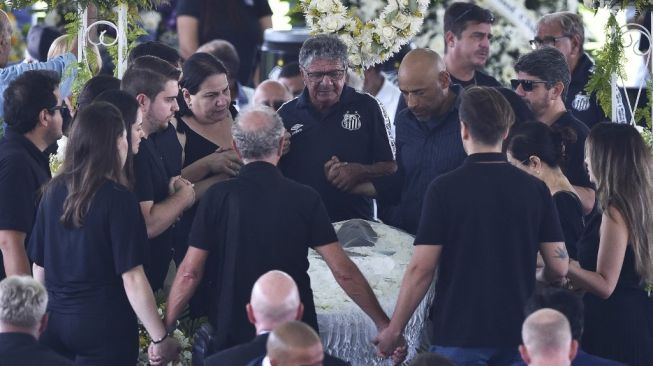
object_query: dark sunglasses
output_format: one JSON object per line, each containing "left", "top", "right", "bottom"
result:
{"left": 48, "top": 103, "right": 69, "bottom": 114}
{"left": 510, "top": 79, "right": 550, "bottom": 92}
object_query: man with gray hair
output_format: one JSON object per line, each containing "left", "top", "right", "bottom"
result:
{"left": 519, "top": 309, "right": 577, "bottom": 366}
{"left": 532, "top": 11, "right": 628, "bottom": 128}
{"left": 513, "top": 47, "right": 595, "bottom": 214}
{"left": 246, "top": 321, "right": 324, "bottom": 366}
{"left": 278, "top": 34, "right": 396, "bottom": 222}
{"left": 0, "top": 276, "right": 73, "bottom": 365}
{"left": 165, "top": 106, "right": 392, "bottom": 355}
{"left": 206, "top": 270, "right": 347, "bottom": 365}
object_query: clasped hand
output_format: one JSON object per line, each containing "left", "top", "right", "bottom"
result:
{"left": 147, "top": 336, "right": 181, "bottom": 366}
{"left": 324, "top": 156, "right": 366, "bottom": 192}
{"left": 373, "top": 325, "right": 408, "bottom": 365}
{"left": 206, "top": 147, "right": 243, "bottom": 177}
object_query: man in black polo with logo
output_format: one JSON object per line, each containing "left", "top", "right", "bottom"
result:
{"left": 122, "top": 56, "right": 196, "bottom": 291}
{"left": 513, "top": 47, "right": 595, "bottom": 214}
{"left": 374, "top": 87, "right": 569, "bottom": 365}
{"left": 164, "top": 106, "right": 391, "bottom": 355}
{"left": 532, "top": 12, "right": 629, "bottom": 128}
{"left": 0, "top": 70, "right": 63, "bottom": 279}
{"left": 443, "top": 2, "right": 502, "bottom": 88}
{"left": 277, "top": 34, "right": 396, "bottom": 222}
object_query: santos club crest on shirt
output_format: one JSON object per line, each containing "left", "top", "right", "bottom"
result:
{"left": 341, "top": 111, "right": 361, "bottom": 131}
{"left": 572, "top": 93, "right": 590, "bottom": 112}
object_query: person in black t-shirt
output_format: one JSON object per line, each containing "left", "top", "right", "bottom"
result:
{"left": 443, "top": 3, "right": 502, "bottom": 88}
{"left": 513, "top": 47, "right": 595, "bottom": 215}
{"left": 374, "top": 87, "right": 568, "bottom": 365}
{"left": 28, "top": 103, "right": 180, "bottom": 365}
{"left": 122, "top": 56, "right": 196, "bottom": 291}
{"left": 0, "top": 70, "right": 62, "bottom": 280}
{"left": 164, "top": 106, "right": 393, "bottom": 356}
{"left": 505, "top": 122, "right": 584, "bottom": 259}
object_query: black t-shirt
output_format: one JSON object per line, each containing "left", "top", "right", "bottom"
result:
{"left": 151, "top": 122, "right": 182, "bottom": 178}
{"left": 552, "top": 111, "right": 592, "bottom": 189}
{"left": 28, "top": 180, "right": 146, "bottom": 315}
{"left": 278, "top": 86, "right": 395, "bottom": 222}
{"left": 415, "top": 152, "right": 564, "bottom": 347}
{"left": 553, "top": 190, "right": 584, "bottom": 259}
{"left": 0, "top": 333, "right": 75, "bottom": 366}
{"left": 0, "top": 129, "right": 51, "bottom": 279}
{"left": 449, "top": 70, "right": 503, "bottom": 88}
{"left": 189, "top": 162, "right": 337, "bottom": 350}
{"left": 133, "top": 137, "right": 175, "bottom": 290}
{"left": 176, "top": 0, "right": 272, "bottom": 85}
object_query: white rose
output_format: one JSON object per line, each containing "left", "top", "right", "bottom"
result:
{"left": 392, "top": 13, "right": 410, "bottom": 29}
{"left": 379, "top": 25, "right": 396, "bottom": 47}
{"left": 320, "top": 15, "right": 345, "bottom": 32}
{"left": 315, "top": 0, "right": 333, "bottom": 13}
{"left": 349, "top": 52, "right": 362, "bottom": 67}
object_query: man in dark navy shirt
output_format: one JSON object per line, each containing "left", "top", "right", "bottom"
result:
{"left": 164, "top": 106, "right": 391, "bottom": 354}
{"left": 374, "top": 87, "right": 568, "bottom": 365}
{"left": 513, "top": 47, "right": 595, "bottom": 214}
{"left": 443, "top": 2, "right": 502, "bottom": 88}
{"left": 0, "top": 276, "right": 74, "bottom": 366}
{"left": 0, "top": 70, "right": 62, "bottom": 279}
{"left": 350, "top": 49, "right": 466, "bottom": 234}
{"left": 532, "top": 12, "right": 628, "bottom": 128}
{"left": 277, "top": 34, "right": 396, "bottom": 222}
{"left": 122, "top": 57, "right": 195, "bottom": 291}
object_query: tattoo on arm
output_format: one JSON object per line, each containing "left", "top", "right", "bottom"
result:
{"left": 554, "top": 246, "right": 569, "bottom": 259}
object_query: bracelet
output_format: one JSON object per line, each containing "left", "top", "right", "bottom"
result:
{"left": 152, "top": 332, "right": 168, "bottom": 345}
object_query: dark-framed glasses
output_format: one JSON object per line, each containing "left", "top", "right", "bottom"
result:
{"left": 304, "top": 69, "right": 346, "bottom": 83}
{"left": 510, "top": 79, "right": 550, "bottom": 92}
{"left": 48, "top": 103, "right": 69, "bottom": 114}
{"left": 529, "top": 35, "right": 571, "bottom": 49}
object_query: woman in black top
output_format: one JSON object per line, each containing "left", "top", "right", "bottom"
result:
{"left": 505, "top": 121, "right": 584, "bottom": 258}
{"left": 567, "top": 123, "right": 653, "bottom": 366}
{"left": 29, "top": 103, "right": 179, "bottom": 365}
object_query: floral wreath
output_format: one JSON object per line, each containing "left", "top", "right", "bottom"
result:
{"left": 301, "top": 0, "right": 429, "bottom": 70}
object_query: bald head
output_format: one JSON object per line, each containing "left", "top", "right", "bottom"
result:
{"left": 521, "top": 309, "right": 573, "bottom": 365}
{"left": 398, "top": 48, "right": 451, "bottom": 121}
{"left": 250, "top": 270, "right": 300, "bottom": 328}
{"left": 0, "top": 10, "right": 12, "bottom": 68}
{"left": 267, "top": 321, "right": 323, "bottom": 366}
{"left": 232, "top": 105, "right": 285, "bottom": 161}
{"left": 253, "top": 80, "right": 292, "bottom": 109}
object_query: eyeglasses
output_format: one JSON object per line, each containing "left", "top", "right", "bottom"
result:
{"left": 510, "top": 79, "right": 550, "bottom": 92}
{"left": 48, "top": 103, "right": 69, "bottom": 114}
{"left": 529, "top": 35, "right": 571, "bottom": 49}
{"left": 304, "top": 69, "right": 346, "bottom": 83}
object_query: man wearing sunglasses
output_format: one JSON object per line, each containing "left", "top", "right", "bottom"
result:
{"left": 532, "top": 12, "right": 629, "bottom": 127}
{"left": 0, "top": 70, "right": 63, "bottom": 280}
{"left": 442, "top": 2, "right": 502, "bottom": 88}
{"left": 278, "top": 34, "right": 396, "bottom": 222}
{"left": 513, "top": 48, "right": 595, "bottom": 215}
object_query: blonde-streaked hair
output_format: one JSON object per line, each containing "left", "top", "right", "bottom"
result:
{"left": 586, "top": 123, "right": 653, "bottom": 285}
{"left": 48, "top": 34, "right": 102, "bottom": 75}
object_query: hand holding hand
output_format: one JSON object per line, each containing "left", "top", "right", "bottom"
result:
{"left": 324, "top": 156, "right": 366, "bottom": 192}
{"left": 373, "top": 325, "right": 404, "bottom": 360}
{"left": 206, "top": 148, "right": 242, "bottom": 176}
{"left": 148, "top": 336, "right": 180, "bottom": 365}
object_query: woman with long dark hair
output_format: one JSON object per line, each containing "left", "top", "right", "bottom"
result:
{"left": 505, "top": 121, "right": 584, "bottom": 258}
{"left": 28, "top": 103, "right": 179, "bottom": 365}
{"left": 568, "top": 123, "right": 653, "bottom": 365}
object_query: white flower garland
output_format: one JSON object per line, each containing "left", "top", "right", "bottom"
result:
{"left": 301, "top": 0, "right": 429, "bottom": 69}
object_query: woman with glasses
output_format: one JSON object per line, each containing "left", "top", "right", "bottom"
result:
{"left": 504, "top": 121, "right": 584, "bottom": 259}
{"left": 28, "top": 102, "right": 180, "bottom": 365}
{"left": 567, "top": 123, "right": 653, "bottom": 366}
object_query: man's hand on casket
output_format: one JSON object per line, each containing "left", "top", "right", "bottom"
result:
{"left": 373, "top": 325, "right": 407, "bottom": 364}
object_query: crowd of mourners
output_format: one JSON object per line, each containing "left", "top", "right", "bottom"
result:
{"left": 0, "top": 2, "right": 651, "bottom": 366}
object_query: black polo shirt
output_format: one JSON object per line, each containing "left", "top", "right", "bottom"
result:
{"left": 566, "top": 53, "right": 629, "bottom": 128}
{"left": 375, "top": 85, "right": 466, "bottom": 234}
{"left": 0, "top": 129, "right": 51, "bottom": 279}
{"left": 28, "top": 180, "right": 146, "bottom": 314}
{"left": 278, "top": 86, "right": 395, "bottom": 222}
{"left": 552, "top": 111, "right": 592, "bottom": 189}
{"left": 133, "top": 137, "right": 174, "bottom": 291}
{"left": 415, "top": 152, "right": 564, "bottom": 347}
{"left": 450, "top": 70, "right": 503, "bottom": 88}
{"left": 189, "top": 161, "right": 337, "bottom": 350}
{"left": 0, "top": 333, "right": 75, "bottom": 366}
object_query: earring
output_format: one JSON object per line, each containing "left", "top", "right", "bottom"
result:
{"left": 188, "top": 102, "right": 192, "bottom": 109}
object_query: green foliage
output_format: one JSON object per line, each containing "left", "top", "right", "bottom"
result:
{"left": 7, "top": 0, "right": 162, "bottom": 12}
{"left": 634, "top": 80, "right": 653, "bottom": 129}
{"left": 585, "top": 13, "right": 624, "bottom": 118}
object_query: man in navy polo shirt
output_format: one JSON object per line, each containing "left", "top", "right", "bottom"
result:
{"left": 278, "top": 34, "right": 396, "bottom": 222}
{"left": 0, "top": 70, "right": 63, "bottom": 279}
{"left": 374, "top": 87, "right": 569, "bottom": 366}
{"left": 532, "top": 12, "right": 629, "bottom": 128}
{"left": 513, "top": 47, "right": 595, "bottom": 214}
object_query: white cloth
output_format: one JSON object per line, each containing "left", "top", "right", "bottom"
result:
{"left": 262, "top": 356, "right": 272, "bottom": 366}
{"left": 375, "top": 78, "right": 401, "bottom": 138}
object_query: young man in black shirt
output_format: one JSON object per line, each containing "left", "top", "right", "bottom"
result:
{"left": 513, "top": 47, "right": 595, "bottom": 214}
{"left": 0, "top": 70, "right": 62, "bottom": 279}
{"left": 374, "top": 87, "right": 568, "bottom": 365}
{"left": 443, "top": 2, "right": 502, "bottom": 88}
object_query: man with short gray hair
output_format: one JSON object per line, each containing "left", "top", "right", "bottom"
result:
{"left": 519, "top": 309, "right": 577, "bottom": 366}
{"left": 0, "top": 276, "right": 73, "bottom": 365}
{"left": 278, "top": 34, "right": 396, "bottom": 222}
{"left": 165, "top": 106, "right": 392, "bottom": 355}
